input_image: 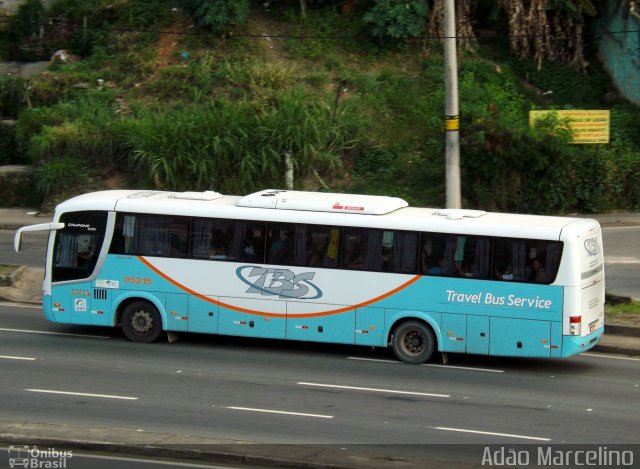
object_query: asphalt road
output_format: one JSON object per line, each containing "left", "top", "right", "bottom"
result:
{"left": 1, "top": 304, "right": 639, "bottom": 449}
{"left": 0, "top": 230, "right": 47, "bottom": 269}
{"left": 602, "top": 225, "right": 640, "bottom": 299}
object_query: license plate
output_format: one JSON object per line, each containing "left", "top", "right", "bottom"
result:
{"left": 589, "top": 321, "right": 599, "bottom": 333}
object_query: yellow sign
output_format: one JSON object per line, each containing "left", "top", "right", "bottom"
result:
{"left": 529, "top": 110, "right": 610, "bottom": 144}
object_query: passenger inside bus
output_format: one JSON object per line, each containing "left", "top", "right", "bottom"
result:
{"left": 527, "top": 258, "right": 546, "bottom": 283}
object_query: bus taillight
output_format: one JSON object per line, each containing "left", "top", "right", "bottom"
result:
{"left": 569, "top": 316, "right": 582, "bottom": 336}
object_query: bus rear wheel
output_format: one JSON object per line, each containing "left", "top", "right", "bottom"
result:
{"left": 392, "top": 321, "right": 435, "bottom": 364}
{"left": 121, "top": 301, "right": 162, "bottom": 343}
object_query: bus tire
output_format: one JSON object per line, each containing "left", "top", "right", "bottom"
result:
{"left": 121, "top": 300, "right": 163, "bottom": 343}
{"left": 392, "top": 321, "right": 435, "bottom": 364}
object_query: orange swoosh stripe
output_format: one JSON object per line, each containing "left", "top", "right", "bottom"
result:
{"left": 138, "top": 256, "right": 421, "bottom": 318}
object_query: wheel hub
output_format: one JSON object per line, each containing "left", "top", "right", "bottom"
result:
{"left": 404, "top": 331, "right": 425, "bottom": 355}
{"left": 131, "top": 310, "right": 153, "bottom": 333}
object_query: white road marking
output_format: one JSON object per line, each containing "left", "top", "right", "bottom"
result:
{"left": 298, "top": 381, "right": 450, "bottom": 398}
{"left": 61, "top": 452, "right": 234, "bottom": 468}
{"left": 433, "top": 426, "right": 550, "bottom": 441}
{"left": 0, "top": 449, "right": 231, "bottom": 468}
{"left": 25, "top": 389, "right": 138, "bottom": 400}
{"left": 0, "top": 302, "right": 41, "bottom": 309}
{"left": 224, "top": 406, "right": 333, "bottom": 419}
{"left": 0, "top": 327, "right": 110, "bottom": 339}
{"left": 603, "top": 226, "right": 640, "bottom": 231}
{"left": 347, "top": 356, "right": 504, "bottom": 373}
{"left": 424, "top": 363, "right": 504, "bottom": 373}
{"left": 581, "top": 352, "right": 640, "bottom": 362}
{"left": 347, "top": 356, "right": 398, "bottom": 364}
{"left": 0, "top": 355, "right": 36, "bottom": 361}
{"left": 604, "top": 256, "right": 640, "bottom": 264}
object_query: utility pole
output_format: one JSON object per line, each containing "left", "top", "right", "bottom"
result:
{"left": 444, "top": 0, "right": 461, "bottom": 209}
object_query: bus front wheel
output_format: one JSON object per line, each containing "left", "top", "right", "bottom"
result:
{"left": 121, "top": 301, "right": 163, "bottom": 343}
{"left": 392, "top": 321, "right": 435, "bottom": 364}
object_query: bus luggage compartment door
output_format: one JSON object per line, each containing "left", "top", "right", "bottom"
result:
{"left": 218, "top": 297, "right": 286, "bottom": 339}
{"left": 466, "top": 315, "right": 489, "bottom": 355}
{"left": 490, "top": 317, "right": 551, "bottom": 357}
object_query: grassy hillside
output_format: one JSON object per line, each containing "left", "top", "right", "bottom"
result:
{"left": 1, "top": 1, "right": 639, "bottom": 214}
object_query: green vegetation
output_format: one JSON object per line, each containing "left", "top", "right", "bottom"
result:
{"left": 0, "top": 264, "right": 20, "bottom": 286}
{"left": 0, "top": 0, "right": 639, "bottom": 214}
{"left": 605, "top": 301, "right": 640, "bottom": 315}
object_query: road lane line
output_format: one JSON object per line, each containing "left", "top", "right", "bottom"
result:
{"left": 433, "top": 426, "right": 550, "bottom": 441}
{"left": 25, "top": 389, "right": 138, "bottom": 400}
{"left": 298, "top": 381, "right": 450, "bottom": 398}
{"left": 581, "top": 352, "right": 640, "bottom": 362}
{"left": 0, "top": 302, "right": 41, "bottom": 309}
{"left": 424, "top": 363, "right": 504, "bottom": 373}
{"left": 347, "top": 356, "right": 504, "bottom": 373}
{"left": 49, "top": 452, "right": 236, "bottom": 468}
{"left": 0, "top": 328, "right": 110, "bottom": 339}
{"left": 225, "top": 406, "right": 333, "bottom": 419}
{"left": 347, "top": 356, "right": 397, "bottom": 364}
{"left": 0, "top": 355, "right": 36, "bottom": 361}
{"left": 603, "top": 226, "right": 640, "bottom": 231}
{"left": 604, "top": 256, "right": 640, "bottom": 264}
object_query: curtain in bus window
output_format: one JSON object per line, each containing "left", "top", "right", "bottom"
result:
{"left": 394, "top": 231, "right": 418, "bottom": 274}
{"left": 228, "top": 222, "right": 246, "bottom": 260}
{"left": 55, "top": 233, "right": 78, "bottom": 267}
{"left": 322, "top": 228, "right": 340, "bottom": 267}
{"left": 512, "top": 240, "right": 527, "bottom": 281}
{"left": 473, "top": 238, "right": 492, "bottom": 279}
{"left": 365, "top": 230, "right": 383, "bottom": 271}
{"left": 292, "top": 225, "right": 307, "bottom": 266}
{"left": 442, "top": 237, "right": 456, "bottom": 275}
{"left": 123, "top": 215, "right": 136, "bottom": 253}
{"left": 455, "top": 236, "right": 466, "bottom": 262}
{"left": 134, "top": 216, "right": 171, "bottom": 256}
{"left": 191, "top": 219, "right": 214, "bottom": 258}
{"left": 545, "top": 242, "right": 562, "bottom": 282}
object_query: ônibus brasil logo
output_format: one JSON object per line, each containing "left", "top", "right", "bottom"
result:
{"left": 236, "top": 266, "right": 323, "bottom": 299}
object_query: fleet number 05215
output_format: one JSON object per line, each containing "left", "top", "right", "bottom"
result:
{"left": 124, "top": 276, "right": 153, "bottom": 285}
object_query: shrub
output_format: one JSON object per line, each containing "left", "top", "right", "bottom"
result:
{"left": 362, "top": 0, "right": 429, "bottom": 40}
{"left": 177, "top": 0, "right": 249, "bottom": 35}
{"left": 0, "top": 122, "right": 26, "bottom": 165}
{"left": 34, "top": 155, "right": 89, "bottom": 199}
{"left": 0, "top": 76, "right": 29, "bottom": 118}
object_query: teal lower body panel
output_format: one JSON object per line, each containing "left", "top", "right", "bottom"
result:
{"left": 286, "top": 311, "right": 355, "bottom": 344}
{"left": 490, "top": 317, "right": 551, "bottom": 358}
{"left": 42, "top": 295, "right": 56, "bottom": 322}
{"left": 561, "top": 326, "right": 604, "bottom": 357}
{"left": 355, "top": 307, "right": 385, "bottom": 346}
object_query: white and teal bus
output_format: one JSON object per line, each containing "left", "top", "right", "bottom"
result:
{"left": 14, "top": 189, "right": 605, "bottom": 363}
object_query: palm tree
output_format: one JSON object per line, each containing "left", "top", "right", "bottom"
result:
{"left": 426, "top": 0, "right": 477, "bottom": 50}
{"left": 499, "top": 0, "right": 596, "bottom": 71}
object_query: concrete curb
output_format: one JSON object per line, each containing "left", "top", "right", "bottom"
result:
{"left": 0, "top": 422, "right": 483, "bottom": 469}
{"left": 604, "top": 324, "right": 640, "bottom": 337}
{"left": 5, "top": 264, "right": 27, "bottom": 287}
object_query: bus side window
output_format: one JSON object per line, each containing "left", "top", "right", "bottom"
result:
{"left": 384, "top": 230, "right": 418, "bottom": 274}
{"left": 420, "top": 234, "right": 448, "bottom": 275}
{"left": 169, "top": 221, "right": 188, "bottom": 258}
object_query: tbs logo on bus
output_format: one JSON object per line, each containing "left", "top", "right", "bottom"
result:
{"left": 236, "top": 266, "right": 323, "bottom": 299}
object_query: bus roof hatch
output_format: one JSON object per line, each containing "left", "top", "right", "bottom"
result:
{"left": 236, "top": 189, "right": 408, "bottom": 215}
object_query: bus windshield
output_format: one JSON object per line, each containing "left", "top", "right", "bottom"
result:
{"left": 52, "top": 211, "right": 107, "bottom": 282}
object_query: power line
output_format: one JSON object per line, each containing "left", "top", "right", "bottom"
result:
{"left": 110, "top": 26, "right": 640, "bottom": 42}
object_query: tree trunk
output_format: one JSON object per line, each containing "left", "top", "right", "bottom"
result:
{"left": 425, "top": 0, "right": 476, "bottom": 51}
